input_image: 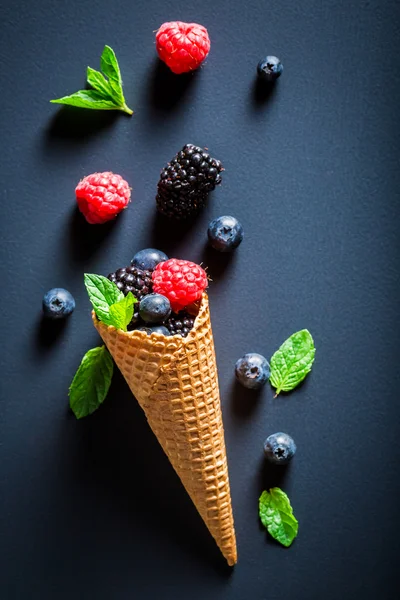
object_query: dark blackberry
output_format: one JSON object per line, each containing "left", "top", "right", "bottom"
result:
{"left": 126, "top": 305, "right": 141, "bottom": 330}
{"left": 156, "top": 144, "right": 224, "bottom": 220}
{"left": 165, "top": 311, "right": 196, "bottom": 337}
{"left": 107, "top": 265, "right": 154, "bottom": 331}
{"left": 156, "top": 187, "right": 208, "bottom": 220}
{"left": 107, "top": 266, "right": 153, "bottom": 301}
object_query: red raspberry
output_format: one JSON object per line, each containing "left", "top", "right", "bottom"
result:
{"left": 75, "top": 172, "right": 131, "bottom": 225}
{"left": 156, "top": 21, "right": 211, "bottom": 75}
{"left": 152, "top": 259, "right": 208, "bottom": 312}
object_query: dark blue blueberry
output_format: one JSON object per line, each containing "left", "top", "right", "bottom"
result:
{"left": 137, "top": 325, "right": 171, "bottom": 336}
{"left": 257, "top": 56, "right": 283, "bottom": 82}
{"left": 263, "top": 432, "right": 296, "bottom": 465}
{"left": 131, "top": 248, "right": 168, "bottom": 271}
{"left": 235, "top": 353, "right": 270, "bottom": 389}
{"left": 208, "top": 216, "right": 244, "bottom": 252}
{"left": 139, "top": 293, "right": 171, "bottom": 323}
{"left": 42, "top": 288, "right": 75, "bottom": 319}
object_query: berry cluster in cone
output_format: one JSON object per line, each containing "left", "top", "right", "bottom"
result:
{"left": 107, "top": 250, "right": 208, "bottom": 337}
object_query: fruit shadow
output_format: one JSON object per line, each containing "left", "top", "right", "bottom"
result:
{"left": 149, "top": 211, "right": 201, "bottom": 255}
{"left": 67, "top": 205, "right": 122, "bottom": 263}
{"left": 252, "top": 78, "right": 278, "bottom": 108}
{"left": 44, "top": 105, "right": 119, "bottom": 143}
{"left": 274, "top": 375, "right": 312, "bottom": 399}
{"left": 229, "top": 379, "right": 266, "bottom": 420}
{"left": 147, "top": 58, "right": 199, "bottom": 113}
{"left": 35, "top": 313, "right": 70, "bottom": 351}
{"left": 200, "top": 244, "right": 236, "bottom": 281}
{"left": 71, "top": 368, "right": 232, "bottom": 574}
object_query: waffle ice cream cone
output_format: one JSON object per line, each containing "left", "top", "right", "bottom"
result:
{"left": 92, "top": 294, "right": 237, "bottom": 566}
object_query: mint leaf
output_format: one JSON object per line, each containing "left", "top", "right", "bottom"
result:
{"left": 51, "top": 45, "right": 133, "bottom": 115}
{"left": 100, "top": 45, "right": 125, "bottom": 106}
{"left": 84, "top": 273, "right": 124, "bottom": 326}
{"left": 86, "top": 67, "right": 113, "bottom": 98}
{"left": 259, "top": 488, "right": 298, "bottom": 547}
{"left": 69, "top": 346, "right": 113, "bottom": 419}
{"left": 269, "top": 329, "right": 316, "bottom": 396}
{"left": 50, "top": 90, "right": 119, "bottom": 110}
{"left": 109, "top": 292, "right": 137, "bottom": 331}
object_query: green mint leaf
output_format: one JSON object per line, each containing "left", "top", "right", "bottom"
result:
{"left": 100, "top": 45, "right": 125, "bottom": 105}
{"left": 86, "top": 67, "right": 114, "bottom": 98}
{"left": 259, "top": 488, "right": 299, "bottom": 547}
{"left": 84, "top": 273, "right": 124, "bottom": 326}
{"left": 50, "top": 89, "right": 119, "bottom": 111}
{"left": 69, "top": 346, "right": 113, "bottom": 419}
{"left": 109, "top": 292, "right": 137, "bottom": 331}
{"left": 269, "top": 329, "right": 316, "bottom": 396}
{"left": 50, "top": 46, "right": 133, "bottom": 115}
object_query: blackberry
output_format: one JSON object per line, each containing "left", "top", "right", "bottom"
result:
{"left": 165, "top": 311, "right": 196, "bottom": 337}
{"left": 127, "top": 306, "right": 141, "bottom": 331}
{"left": 156, "top": 187, "right": 208, "bottom": 220}
{"left": 156, "top": 144, "right": 223, "bottom": 220}
{"left": 108, "top": 265, "right": 153, "bottom": 330}
{"left": 108, "top": 266, "right": 153, "bottom": 300}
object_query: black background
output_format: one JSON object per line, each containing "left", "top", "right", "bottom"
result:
{"left": 1, "top": 1, "right": 399, "bottom": 598}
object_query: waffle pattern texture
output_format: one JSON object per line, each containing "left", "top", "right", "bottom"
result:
{"left": 92, "top": 294, "right": 237, "bottom": 565}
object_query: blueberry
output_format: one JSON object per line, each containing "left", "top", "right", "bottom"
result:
{"left": 42, "top": 288, "right": 75, "bottom": 319}
{"left": 131, "top": 248, "right": 168, "bottom": 271}
{"left": 139, "top": 293, "right": 171, "bottom": 323}
{"left": 235, "top": 353, "right": 270, "bottom": 389}
{"left": 208, "top": 216, "right": 244, "bottom": 252}
{"left": 257, "top": 56, "right": 283, "bottom": 82}
{"left": 264, "top": 432, "right": 296, "bottom": 465}
{"left": 137, "top": 325, "right": 171, "bottom": 336}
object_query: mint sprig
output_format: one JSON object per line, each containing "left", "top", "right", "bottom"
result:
{"left": 84, "top": 273, "right": 124, "bottom": 326}
{"left": 51, "top": 45, "right": 133, "bottom": 115}
{"left": 269, "top": 329, "right": 316, "bottom": 396}
{"left": 69, "top": 346, "right": 114, "bottom": 419}
{"left": 259, "top": 488, "right": 299, "bottom": 547}
{"left": 109, "top": 292, "right": 137, "bottom": 331}
{"left": 84, "top": 273, "right": 138, "bottom": 330}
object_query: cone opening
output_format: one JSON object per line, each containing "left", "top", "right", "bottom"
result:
{"left": 92, "top": 293, "right": 209, "bottom": 344}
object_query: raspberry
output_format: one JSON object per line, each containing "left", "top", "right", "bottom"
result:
{"left": 152, "top": 259, "right": 208, "bottom": 312}
{"left": 76, "top": 172, "right": 131, "bottom": 224}
{"left": 156, "top": 22, "right": 210, "bottom": 75}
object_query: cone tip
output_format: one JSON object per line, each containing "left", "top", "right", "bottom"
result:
{"left": 223, "top": 544, "right": 237, "bottom": 566}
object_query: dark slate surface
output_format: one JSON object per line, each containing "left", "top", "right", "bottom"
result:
{"left": 1, "top": 0, "right": 399, "bottom": 598}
